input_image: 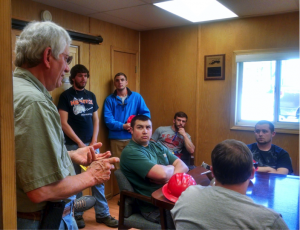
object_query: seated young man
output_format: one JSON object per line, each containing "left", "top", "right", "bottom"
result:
{"left": 248, "top": 120, "right": 293, "bottom": 175}
{"left": 120, "top": 115, "right": 188, "bottom": 224}
{"left": 171, "top": 139, "right": 288, "bottom": 230}
{"left": 151, "top": 111, "right": 195, "bottom": 167}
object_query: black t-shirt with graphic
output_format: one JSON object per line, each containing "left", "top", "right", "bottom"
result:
{"left": 57, "top": 87, "right": 99, "bottom": 145}
{"left": 247, "top": 143, "right": 293, "bottom": 174}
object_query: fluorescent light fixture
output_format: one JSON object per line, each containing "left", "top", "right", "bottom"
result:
{"left": 154, "top": 0, "right": 238, "bottom": 23}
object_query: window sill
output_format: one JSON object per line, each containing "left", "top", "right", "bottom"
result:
{"left": 230, "top": 125, "right": 299, "bottom": 135}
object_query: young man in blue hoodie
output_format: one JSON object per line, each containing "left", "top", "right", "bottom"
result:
{"left": 104, "top": 72, "right": 150, "bottom": 169}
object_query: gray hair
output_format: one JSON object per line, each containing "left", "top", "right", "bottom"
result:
{"left": 14, "top": 21, "right": 72, "bottom": 68}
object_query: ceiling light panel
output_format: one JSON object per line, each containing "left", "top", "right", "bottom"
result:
{"left": 154, "top": 0, "right": 238, "bottom": 22}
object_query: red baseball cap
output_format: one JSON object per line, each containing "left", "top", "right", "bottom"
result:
{"left": 162, "top": 173, "right": 196, "bottom": 202}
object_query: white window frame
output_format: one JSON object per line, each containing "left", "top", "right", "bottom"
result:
{"left": 230, "top": 48, "right": 300, "bottom": 134}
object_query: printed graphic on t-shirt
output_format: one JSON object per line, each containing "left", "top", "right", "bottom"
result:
{"left": 252, "top": 148, "right": 277, "bottom": 169}
{"left": 70, "top": 97, "right": 93, "bottom": 116}
{"left": 161, "top": 133, "right": 183, "bottom": 149}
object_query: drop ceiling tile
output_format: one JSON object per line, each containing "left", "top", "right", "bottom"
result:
{"left": 64, "top": 0, "right": 146, "bottom": 12}
{"left": 141, "top": 0, "right": 170, "bottom": 3}
{"left": 219, "top": 0, "right": 299, "bottom": 17}
{"left": 102, "top": 4, "right": 190, "bottom": 29}
{"left": 32, "top": 0, "right": 98, "bottom": 15}
{"left": 90, "top": 12, "right": 149, "bottom": 31}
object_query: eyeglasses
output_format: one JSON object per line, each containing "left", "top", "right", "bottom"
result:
{"left": 62, "top": 53, "right": 73, "bottom": 65}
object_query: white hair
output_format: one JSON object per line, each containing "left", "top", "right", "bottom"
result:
{"left": 14, "top": 21, "right": 72, "bottom": 68}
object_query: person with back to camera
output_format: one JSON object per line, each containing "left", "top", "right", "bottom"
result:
{"left": 171, "top": 139, "right": 289, "bottom": 230}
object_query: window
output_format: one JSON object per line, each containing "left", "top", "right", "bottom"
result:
{"left": 232, "top": 48, "right": 300, "bottom": 132}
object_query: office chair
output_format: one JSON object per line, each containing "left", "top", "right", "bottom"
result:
{"left": 114, "top": 169, "right": 161, "bottom": 230}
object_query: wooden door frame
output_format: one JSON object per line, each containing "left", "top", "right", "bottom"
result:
{"left": 0, "top": 0, "right": 17, "bottom": 229}
{"left": 111, "top": 46, "right": 139, "bottom": 93}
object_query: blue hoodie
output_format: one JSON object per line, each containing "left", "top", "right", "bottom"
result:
{"left": 103, "top": 88, "right": 151, "bottom": 139}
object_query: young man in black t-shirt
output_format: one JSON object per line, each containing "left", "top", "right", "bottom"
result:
{"left": 247, "top": 120, "right": 293, "bottom": 175}
{"left": 58, "top": 64, "right": 118, "bottom": 228}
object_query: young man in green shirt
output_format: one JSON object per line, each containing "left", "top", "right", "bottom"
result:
{"left": 120, "top": 115, "right": 188, "bottom": 224}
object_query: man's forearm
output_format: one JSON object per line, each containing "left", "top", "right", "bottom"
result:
{"left": 275, "top": 168, "right": 289, "bottom": 175}
{"left": 59, "top": 110, "right": 85, "bottom": 147}
{"left": 26, "top": 158, "right": 118, "bottom": 203}
{"left": 62, "top": 123, "right": 85, "bottom": 147}
{"left": 147, "top": 165, "right": 175, "bottom": 184}
{"left": 26, "top": 171, "right": 98, "bottom": 203}
{"left": 104, "top": 110, "right": 125, "bottom": 131}
{"left": 91, "top": 123, "right": 99, "bottom": 144}
{"left": 173, "top": 159, "right": 189, "bottom": 174}
{"left": 257, "top": 166, "right": 288, "bottom": 175}
{"left": 90, "top": 114, "right": 99, "bottom": 145}
{"left": 257, "top": 166, "right": 277, "bottom": 173}
{"left": 183, "top": 135, "right": 195, "bottom": 154}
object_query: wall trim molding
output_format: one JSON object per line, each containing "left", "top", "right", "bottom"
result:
{"left": 11, "top": 18, "right": 103, "bottom": 44}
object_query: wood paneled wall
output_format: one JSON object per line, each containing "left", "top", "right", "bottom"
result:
{"left": 89, "top": 18, "right": 139, "bottom": 152}
{"left": 11, "top": 0, "right": 90, "bottom": 33}
{"left": 141, "top": 25, "right": 198, "bottom": 139}
{"left": 141, "top": 12, "right": 299, "bottom": 175}
{"left": 11, "top": 0, "right": 139, "bottom": 197}
{"left": 1, "top": 0, "right": 17, "bottom": 229}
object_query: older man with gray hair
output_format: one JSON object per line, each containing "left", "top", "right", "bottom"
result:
{"left": 13, "top": 21, "right": 119, "bottom": 230}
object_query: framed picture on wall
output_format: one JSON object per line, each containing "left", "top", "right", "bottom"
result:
{"left": 204, "top": 54, "right": 225, "bottom": 80}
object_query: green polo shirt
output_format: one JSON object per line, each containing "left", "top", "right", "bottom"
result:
{"left": 14, "top": 67, "right": 75, "bottom": 212}
{"left": 120, "top": 140, "right": 178, "bottom": 212}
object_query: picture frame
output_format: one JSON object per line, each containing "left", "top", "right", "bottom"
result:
{"left": 204, "top": 54, "right": 225, "bottom": 80}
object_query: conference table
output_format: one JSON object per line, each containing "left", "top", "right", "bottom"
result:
{"left": 151, "top": 166, "right": 299, "bottom": 230}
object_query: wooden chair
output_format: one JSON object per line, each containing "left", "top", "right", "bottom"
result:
{"left": 114, "top": 169, "right": 161, "bottom": 230}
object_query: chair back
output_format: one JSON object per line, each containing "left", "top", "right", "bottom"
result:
{"left": 114, "top": 169, "right": 136, "bottom": 217}
{"left": 114, "top": 169, "right": 162, "bottom": 230}
{"left": 114, "top": 169, "right": 134, "bottom": 192}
